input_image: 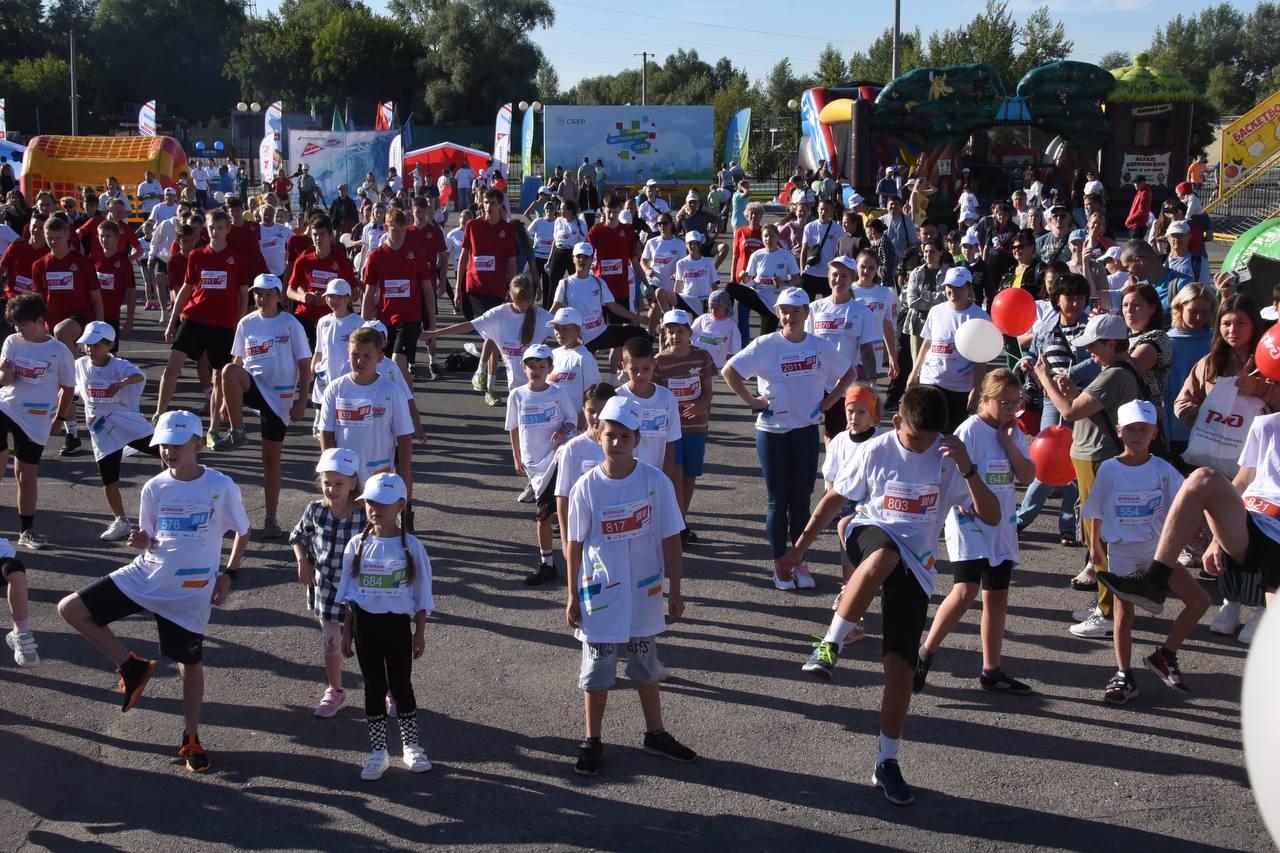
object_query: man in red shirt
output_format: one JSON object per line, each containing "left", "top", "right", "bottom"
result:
{"left": 1, "top": 215, "right": 50, "bottom": 310}
{"left": 32, "top": 216, "right": 103, "bottom": 352}
{"left": 1125, "top": 175, "right": 1152, "bottom": 240}
{"left": 286, "top": 214, "right": 355, "bottom": 347}
{"left": 155, "top": 209, "right": 251, "bottom": 420}
{"left": 588, "top": 193, "right": 645, "bottom": 309}
{"left": 456, "top": 188, "right": 517, "bottom": 319}
{"left": 225, "top": 196, "right": 268, "bottom": 280}
{"left": 92, "top": 219, "right": 137, "bottom": 345}
{"left": 363, "top": 208, "right": 431, "bottom": 385}
{"left": 80, "top": 198, "right": 142, "bottom": 263}
{"left": 407, "top": 196, "right": 449, "bottom": 379}
{"left": 74, "top": 195, "right": 104, "bottom": 255}
{"left": 271, "top": 169, "right": 293, "bottom": 202}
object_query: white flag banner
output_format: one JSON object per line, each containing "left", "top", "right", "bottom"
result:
{"left": 0, "top": 99, "right": 7, "bottom": 140}
{"left": 138, "top": 100, "right": 156, "bottom": 136}
{"left": 259, "top": 135, "right": 278, "bottom": 181}
{"left": 493, "top": 102, "right": 512, "bottom": 175}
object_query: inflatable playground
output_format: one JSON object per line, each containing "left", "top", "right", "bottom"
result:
{"left": 18, "top": 135, "right": 189, "bottom": 218}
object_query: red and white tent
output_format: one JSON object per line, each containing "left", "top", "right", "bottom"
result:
{"left": 403, "top": 142, "right": 490, "bottom": 180}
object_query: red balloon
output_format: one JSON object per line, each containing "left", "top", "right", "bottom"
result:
{"left": 1256, "top": 325, "right": 1280, "bottom": 382}
{"left": 991, "top": 287, "right": 1038, "bottom": 337}
{"left": 1029, "top": 425, "right": 1076, "bottom": 487}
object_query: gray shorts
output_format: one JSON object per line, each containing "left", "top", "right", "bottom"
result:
{"left": 578, "top": 636, "right": 661, "bottom": 690}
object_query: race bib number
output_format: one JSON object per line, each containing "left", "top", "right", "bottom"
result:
{"left": 983, "top": 459, "right": 1013, "bottom": 489}
{"left": 881, "top": 481, "right": 940, "bottom": 522}
{"left": 155, "top": 502, "right": 211, "bottom": 538}
{"left": 639, "top": 408, "right": 668, "bottom": 433}
{"left": 930, "top": 342, "right": 955, "bottom": 355}
{"left": 549, "top": 370, "right": 574, "bottom": 384}
{"left": 696, "top": 333, "right": 723, "bottom": 349}
{"left": 356, "top": 556, "right": 406, "bottom": 592}
{"left": 335, "top": 397, "right": 375, "bottom": 426}
{"left": 261, "top": 238, "right": 279, "bottom": 250}
{"left": 309, "top": 270, "right": 336, "bottom": 292}
{"left": 519, "top": 403, "right": 559, "bottom": 428}
{"left": 501, "top": 341, "right": 525, "bottom": 357}
{"left": 245, "top": 336, "right": 274, "bottom": 359}
{"left": 667, "top": 376, "right": 701, "bottom": 401}
{"left": 600, "top": 259, "right": 623, "bottom": 277}
{"left": 1115, "top": 490, "right": 1163, "bottom": 524}
{"left": 96, "top": 272, "right": 115, "bottom": 291}
{"left": 12, "top": 356, "right": 48, "bottom": 385}
{"left": 45, "top": 271, "right": 73, "bottom": 291}
{"left": 13, "top": 275, "right": 33, "bottom": 293}
{"left": 473, "top": 255, "right": 496, "bottom": 272}
{"left": 813, "top": 318, "right": 844, "bottom": 333}
{"left": 655, "top": 254, "right": 675, "bottom": 267}
{"left": 583, "top": 315, "right": 603, "bottom": 332}
{"left": 200, "top": 270, "right": 228, "bottom": 291}
{"left": 601, "top": 499, "right": 650, "bottom": 542}
{"left": 757, "top": 275, "right": 778, "bottom": 287}
{"left": 538, "top": 236, "right": 553, "bottom": 252}
{"left": 384, "top": 279, "right": 411, "bottom": 299}
{"left": 1245, "top": 495, "right": 1280, "bottom": 519}
{"left": 780, "top": 351, "right": 819, "bottom": 377}
{"left": 85, "top": 380, "right": 115, "bottom": 400}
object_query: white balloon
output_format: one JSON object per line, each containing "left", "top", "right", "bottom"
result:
{"left": 1243, "top": 606, "right": 1280, "bottom": 845}
{"left": 954, "top": 318, "right": 1004, "bottom": 364}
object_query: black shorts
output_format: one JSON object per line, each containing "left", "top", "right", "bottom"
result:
{"left": 535, "top": 460, "right": 559, "bottom": 521}
{"left": 150, "top": 258, "right": 168, "bottom": 275}
{"left": 384, "top": 321, "right": 423, "bottom": 361}
{"left": 1225, "top": 513, "right": 1280, "bottom": 592}
{"left": 0, "top": 556, "right": 26, "bottom": 584}
{"left": 244, "top": 379, "right": 288, "bottom": 442}
{"left": 76, "top": 575, "right": 205, "bottom": 664}
{"left": 97, "top": 437, "right": 161, "bottom": 486}
{"left": 173, "top": 318, "right": 234, "bottom": 370}
{"left": 952, "top": 558, "right": 1014, "bottom": 591}
{"left": 844, "top": 524, "right": 928, "bottom": 666}
{"left": 0, "top": 409, "right": 45, "bottom": 465}
{"left": 467, "top": 294, "right": 503, "bottom": 320}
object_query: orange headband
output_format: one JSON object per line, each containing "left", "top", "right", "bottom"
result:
{"left": 844, "top": 384, "right": 879, "bottom": 421}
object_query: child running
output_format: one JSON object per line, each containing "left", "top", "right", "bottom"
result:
{"left": 690, "top": 289, "right": 742, "bottom": 370}
{"left": 1082, "top": 400, "right": 1188, "bottom": 702}
{"left": 565, "top": 396, "right": 695, "bottom": 776}
{"left": 337, "top": 472, "right": 434, "bottom": 780}
{"left": 74, "top": 321, "right": 161, "bottom": 541}
{"left": 615, "top": 337, "right": 681, "bottom": 486}
{"left": 915, "top": 369, "right": 1037, "bottom": 695}
{"left": 778, "top": 386, "right": 1000, "bottom": 805}
{"left": 505, "top": 344, "right": 577, "bottom": 586}
{"left": 58, "top": 410, "right": 250, "bottom": 772}
{"left": 654, "top": 309, "right": 716, "bottom": 543}
{"left": 290, "top": 447, "right": 367, "bottom": 717}
{"left": 547, "top": 307, "right": 601, "bottom": 429}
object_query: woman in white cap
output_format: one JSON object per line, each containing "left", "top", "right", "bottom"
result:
{"left": 907, "top": 266, "right": 991, "bottom": 432}
{"left": 722, "top": 287, "right": 855, "bottom": 590}
{"left": 639, "top": 214, "right": 687, "bottom": 327}
{"left": 550, "top": 243, "right": 649, "bottom": 355}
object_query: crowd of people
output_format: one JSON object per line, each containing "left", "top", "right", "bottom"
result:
{"left": 0, "top": 152, "right": 1275, "bottom": 807}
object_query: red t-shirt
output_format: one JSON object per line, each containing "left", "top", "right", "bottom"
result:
{"left": 32, "top": 250, "right": 99, "bottom": 328}
{"left": 93, "top": 253, "right": 134, "bottom": 324}
{"left": 228, "top": 222, "right": 268, "bottom": 280}
{"left": 588, "top": 222, "right": 638, "bottom": 302}
{"left": 406, "top": 223, "right": 447, "bottom": 282}
{"left": 182, "top": 244, "right": 251, "bottom": 329}
{"left": 286, "top": 233, "right": 314, "bottom": 266}
{"left": 461, "top": 218, "right": 516, "bottom": 299}
{"left": 1, "top": 241, "right": 48, "bottom": 298}
{"left": 167, "top": 247, "right": 191, "bottom": 296}
{"left": 733, "top": 226, "right": 764, "bottom": 282}
{"left": 271, "top": 177, "right": 292, "bottom": 198}
{"left": 81, "top": 219, "right": 141, "bottom": 262}
{"left": 365, "top": 241, "right": 426, "bottom": 326}
{"left": 288, "top": 249, "right": 357, "bottom": 325}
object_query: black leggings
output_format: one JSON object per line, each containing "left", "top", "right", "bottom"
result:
{"left": 351, "top": 604, "right": 417, "bottom": 718}
{"left": 726, "top": 282, "right": 779, "bottom": 334}
{"left": 585, "top": 324, "right": 653, "bottom": 353}
{"left": 97, "top": 437, "right": 162, "bottom": 486}
{"left": 533, "top": 257, "right": 550, "bottom": 307}
{"left": 546, "top": 247, "right": 576, "bottom": 309}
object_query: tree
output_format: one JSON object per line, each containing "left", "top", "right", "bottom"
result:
{"left": 0, "top": 54, "right": 82, "bottom": 132}
{"left": 1205, "top": 62, "right": 1252, "bottom": 116}
{"left": 847, "top": 27, "right": 925, "bottom": 83}
{"left": 534, "top": 59, "right": 560, "bottom": 103}
{"left": 763, "top": 59, "right": 799, "bottom": 114}
{"left": 815, "top": 43, "right": 846, "bottom": 88}
{"left": 0, "top": 0, "right": 48, "bottom": 62}
{"left": 1098, "top": 51, "right": 1131, "bottom": 70}
{"left": 1012, "top": 6, "right": 1072, "bottom": 82}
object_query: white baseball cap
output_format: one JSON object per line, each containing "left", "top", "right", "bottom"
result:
{"left": 547, "top": 306, "right": 583, "bottom": 327}
{"left": 661, "top": 309, "right": 692, "bottom": 327}
{"left": 1069, "top": 229, "right": 1087, "bottom": 243}
{"left": 776, "top": 287, "right": 810, "bottom": 307}
{"left": 685, "top": 190, "right": 701, "bottom": 202}
{"left": 942, "top": 267, "right": 973, "bottom": 288}
{"left": 572, "top": 241, "right": 594, "bottom": 257}
{"left": 522, "top": 343, "right": 553, "bottom": 362}
{"left": 251, "top": 273, "right": 283, "bottom": 291}
{"left": 1166, "top": 220, "right": 1191, "bottom": 236}
{"left": 316, "top": 447, "right": 359, "bottom": 477}
{"left": 1073, "top": 313, "right": 1130, "bottom": 347}
{"left": 960, "top": 232, "right": 980, "bottom": 247}
{"left": 645, "top": 179, "right": 659, "bottom": 188}
{"left": 360, "top": 472, "right": 407, "bottom": 505}
{"left": 150, "top": 410, "right": 203, "bottom": 446}
{"left": 362, "top": 319, "right": 389, "bottom": 338}
{"left": 829, "top": 255, "right": 858, "bottom": 272}
{"left": 1103, "top": 245, "right": 1124, "bottom": 261}
{"left": 537, "top": 185, "right": 551, "bottom": 195}
{"left": 599, "top": 396, "right": 642, "bottom": 430}
{"left": 77, "top": 320, "right": 116, "bottom": 345}
{"left": 1117, "top": 399, "right": 1158, "bottom": 427}
{"left": 324, "top": 278, "right": 353, "bottom": 296}
{"left": 1084, "top": 180, "right": 1105, "bottom": 196}
{"left": 684, "top": 230, "right": 704, "bottom": 244}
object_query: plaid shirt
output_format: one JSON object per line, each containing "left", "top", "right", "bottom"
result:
{"left": 289, "top": 500, "right": 367, "bottom": 622}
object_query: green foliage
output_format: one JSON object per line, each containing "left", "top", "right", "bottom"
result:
{"left": 1098, "top": 51, "right": 1131, "bottom": 71}
{"left": 815, "top": 44, "right": 846, "bottom": 88}
{"left": 847, "top": 28, "right": 925, "bottom": 83}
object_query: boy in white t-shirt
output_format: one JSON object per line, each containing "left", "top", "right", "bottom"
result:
{"left": 1, "top": 537, "right": 36, "bottom": 665}
{"left": 212, "top": 273, "right": 313, "bottom": 538}
{"left": 907, "top": 266, "right": 990, "bottom": 432}
{"left": 58, "top": 410, "right": 250, "bottom": 773}
{"left": 565, "top": 396, "right": 694, "bottom": 776}
{"left": 1083, "top": 400, "right": 1191, "bottom": 703}
{"left": 779, "top": 385, "right": 1000, "bottom": 806}
{"left": 553, "top": 384, "right": 615, "bottom": 542}
{"left": 614, "top": 337, "right": 680, "bottom": 485}
{"left": 506, "top": 344, "right": 577, "bottom": 587}
{"left": 546, "top": 307, "right": 602, "bottom": 429}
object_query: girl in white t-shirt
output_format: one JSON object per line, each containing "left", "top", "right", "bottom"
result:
{"left": 311, "top": 278, "right": 362, "bottom": 434}
{"left": 649, "top": 234, "right": 716, "bottom": 330}
{"left": 917, "top": 369, "right": 1037, "bottom": 695}
{"left": 851, "top": 250, "right": 900, "bottom": 378}
{"left": 907, "top": 266, "right": 991, "bottom": 432}
{"left": 547, "top": 307, "right": 601, "bottom": 429}
{"left": 337, "top": 473, "right": 434, "bottom": 780}
{"left": 730, "top": 223, "right": 800, "bottom": 337}
{"left": 639, "top": 216, "right": 686, "bottom": 308}
{"left": 690, "top": 289, "right": 742, "bottom": 370}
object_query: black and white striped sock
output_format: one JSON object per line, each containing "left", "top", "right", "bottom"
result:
{"left": 396, "top": 712, "right": 419, "bottom": 747}
{"left": 367, "top": 714, "right": 387, "bottom": 752}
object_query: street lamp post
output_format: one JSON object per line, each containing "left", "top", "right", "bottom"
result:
{"left": 892, "top": 0, "right": 902, "bottom": 79}
{"left": 517, "top": 100, "right": 543, "bottom": 180}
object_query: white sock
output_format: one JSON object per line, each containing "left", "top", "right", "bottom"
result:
{"left": 423, "top": 352, "right": 434, "bottom": 365}
{"left": 539, "top": 548, "right": 553, "bottom": 564}
{"left": 823, "top": 615, "right": 859, "bottom": 648}
{"left": 878, "top": 732, "right": 900, "bottom": 764}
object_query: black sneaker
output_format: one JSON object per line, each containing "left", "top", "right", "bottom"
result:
{"left": 872, "top": 759, "right": 915, "bottom": 806}
{"left": 1104, "top": 670, "right": 1139, "bottom": 705}
{"left": 642, "top": 729, "right": 697, "bottom": 763}
{"left": 523, "top": 563, "right": 557, "bottom": 586}
{"left": 178, "top": 732, "right": 211, "bottom": 773}
{"left": 681, "top": 527, "right": 699, "bottom": 545}
{"left": 1145, "top": 647, "right": 1189, "bottom": 692}
{"left": 1097, "top": 568, "right": 1168, "bottom": 615}
{"left": 60, "top": 433, "right": 83, "bottom": 457}
{"left": 912, "top": 653, "right": 933, "bottom": 694}
{"left": 117, "top": 653, "right": 158, "bottom": 712}
{"left": 574, "top": 738, "right": 603, "bottom": 776}
{"left": 978, "top": 668, "right": 1033, "bottom": 695}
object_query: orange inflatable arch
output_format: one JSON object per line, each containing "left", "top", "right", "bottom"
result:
{"left": 20, "top": 135, "right": 189, "bottom": 213}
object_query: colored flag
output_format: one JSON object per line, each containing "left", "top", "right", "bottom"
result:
{"left": 520, "top": 103, "right": 536, "bottom": 173}
{"left": 138, "top": 100, "right": 157, "bottom": 137}
{"left": 259, "top": 135, "right": 278, "bottom": 180}
{"left": 331, "top": 105, "right": 346, "bottom": 132}
{"left": 265, "top": 100, "right": 283, "bottom": 142}
{"left": 0, "top": 98, "right": 6, "bottom": 141}
{"left": 723, "top": 107, "right": 751, "bottom": 168}
{"left": 389, "top": 112, "right": 413, "bottom": 177}
{"left": 493, "top": 102, "right": 512, "bottom": 175}
{"left": 375, "top": 101, "right": 394, "bottom": 131}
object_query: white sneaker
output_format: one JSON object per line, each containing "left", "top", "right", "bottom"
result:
{"left": 1072, "top": 605, "right": 1100, "bottom": 623}
{"left": 100, "top": 516, "right": 132, "bottom": 541}
{"left": 402, "top": 743, "right": 432, "bottom": 773}
{"left": 793, "top": 561, "right": 816, "bottom": 589}
{"left": 1209, "top": 600, "right": 1242, "bottom": 635}
{"left": 1239, "top": 608, "right": 1265, "bottom": 645}
{"left": 16, "top": 530, "right": 46, "bottom": 551}
{"left": 360, "top": 749, "right": 391, "bottom": 780}
{"left": 6, "top": 628, "right": 39, "bottom": 666}
{"left": 772, "top": 571, "right": 796, "bottom": 591}
{"left": 1069, "top": 610, "right": 1114, "bottom": 638}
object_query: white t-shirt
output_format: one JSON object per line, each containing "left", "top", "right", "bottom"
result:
{"left": 918, "top": 302, "right": 992, "bottom": 392}
{"left": 137, "top": 180, "right": 164, "bottom": 215}
{"left": 312, "top": 312, "right": 363, "bottom": 402}
{"left": 232, "top": 311, "right": 312, "bottom": 422}
{"left": 456, "top": 167, "right": 474, "bottom": 189}
{"left": 555, "top": 432, "right": 607, "bottom": 497}
{"left": 1239, "top": 412, "right": 1280, "bottom": 546}
{"left": 0, "top": 334, "right": 76, "bottom": 445}
{"left": 801, "top": 218, "right": 840, "bottom": 277}
{"left": 147, "top": 201, "right": 178, "bottom": 224}
{"left": 336, "top": 533, "right": 434, "bottom": 617}
{"left": 528, "top": 218, "right": 555, "bottom": 259}
{"left": 376, "top": 358, "right": 413, "bottom": 399}
{"left": 505, "top": 383, "right": 577, "bottom": 493}
{"left": 641, "top": 237, "right": 686, "bottom": 290}
{"left": 822, "top": 425, "right": 884, "bottom": 483}
{"left": 1081, "top": 455, "right": 1183, "bottom": 547}
{"left": 553, "top": 274, "right": 614, "bottom": 344}
{"left": 567, "top": 461, "right": 684, "bottom": 643}
{"left": 549, "top": 345, "right": 601, "bottom": 412}
{"left": 319, "top": 373, "right": 414, "bottom": 482}
{"left": 552, "top": 216, "right": 589, "bottom": 250}
{"left": 191, "top": 168, "right": 209, "bottom": 191}
{"left": 638, "top": 198, "right": 671, "bottom": 229}
{"left": 853, "top": 283, "right": 898, "bottom": 372}
{"left": 615, "top": 383, "right": 681, "bottom": 469}
{"left": 673, "top": 255, "right": 717, "bottom": 314}
{"left": 943, "top": 416, "right": 1029, "bottom": 565}
{"left": 109, "top": 467, "right": 250, "bottom": 633}
{"left": 745, "top": 247, "right": 800, "bottom": 310}
{"left": 690, "top": 313, "right": 742, "bottom": 369}
{"left": 725, "top": 332, "right": 849, "bottom": 434}
{"left": 835, "top": 430, "right": 971, "bottom": 596}
{"left": 74, "top": 356, "right": 152, "bottom": 460}
{"left": 470, "top": 303, "right": 553, "bottom": 388}
{"left": 257, "top": 223, "right": 294, "bottom": 276}
{"left": 446, "top": 226, "right": 465, "bottom": 259}
{"left": 806, "top": 295, "right": 877, "bottom": 367}
{"left": 957, "top": 191, "right": 980, "bottom": 222}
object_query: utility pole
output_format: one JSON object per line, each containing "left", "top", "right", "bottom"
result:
{"left": 634, "top": 52, "right": 651, "bottom": 105}
{"left": 891, "top": 0, "right": 902, "bottom": 79}
{"left": 69, "top": 29, "right": 80, "bottom": 135}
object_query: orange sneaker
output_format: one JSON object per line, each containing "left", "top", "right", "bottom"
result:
{"left": 116, "top": 653, "right": 158, "bottom": 713}
{"left": 178, "top": 733, "right": 211, "bottom": 773}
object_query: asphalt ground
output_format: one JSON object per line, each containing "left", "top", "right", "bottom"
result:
{"left": 0, "top": 238, "right": 1273, "bottom": 852}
